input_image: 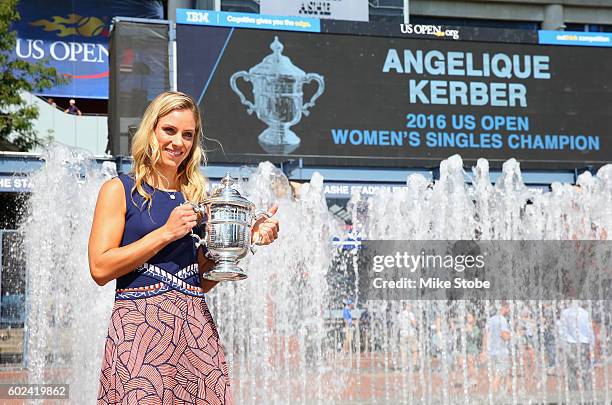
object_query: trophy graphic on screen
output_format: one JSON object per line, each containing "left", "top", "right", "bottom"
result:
{"left": 230, "top": 36, "right": 325, "bottom": 154}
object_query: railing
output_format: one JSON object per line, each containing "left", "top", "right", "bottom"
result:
{"left": 21, "top": 92, "right": 109, "bottom": 156}
{"left": 0, "top": 230, "right": 26, "bottom": 368}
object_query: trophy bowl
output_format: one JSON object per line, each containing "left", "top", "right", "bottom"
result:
{"left": 192, "top": 174, "right": 270, "bottom": 281}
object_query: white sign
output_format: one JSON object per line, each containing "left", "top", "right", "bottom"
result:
{"left": 324, "top": 183, "right": 407, "bottom": 197}
{"left": 0, "top": 175, "right": 31, "bottom": 192}
{"left": 260, "top": 0, "right": 369, "bottom": 22}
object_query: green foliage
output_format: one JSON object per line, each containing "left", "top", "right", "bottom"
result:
{"left": 0, "top": 0, "right": 69, "bottom": 151}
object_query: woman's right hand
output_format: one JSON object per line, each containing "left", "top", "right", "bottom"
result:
{"left": 162, "top": 204, "right": 198, "bottom": 242}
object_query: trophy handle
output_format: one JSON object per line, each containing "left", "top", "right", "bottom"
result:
{"left": 192, "top": 233, "right": 207, "bottom": 249}
{"left": 301, "top": 73, "right": 325, "bottom": 117}
{"left": 230, "top": 71, "right": 256, "bottom": 115}
{"left": 186, "top": 202, "right": 208, "bottom": 249}
{"left": 249, "top": 210, "right": 272, "bottom": 254}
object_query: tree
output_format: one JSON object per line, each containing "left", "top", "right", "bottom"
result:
{"left": 0, "top": 0, "right": 68, "bottom": 151}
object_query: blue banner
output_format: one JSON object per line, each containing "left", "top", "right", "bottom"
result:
{"left": 12, "top": 0, "right": 163, "bottom": 99}
{"left": 176, "top": 9, "right": 320, "bottom": 33}
{"left": 538, "top": 30, "right": 612, "bottom": 47}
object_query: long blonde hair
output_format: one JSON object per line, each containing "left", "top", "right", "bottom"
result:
{"left": 130, "top": 91, "right": 208, "bottom": 208}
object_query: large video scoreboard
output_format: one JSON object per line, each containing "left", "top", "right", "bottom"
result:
{"left": 177, "top": 10, "right": 612, "bottom": 169}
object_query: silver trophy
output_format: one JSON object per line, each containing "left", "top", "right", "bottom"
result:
{"left": 191, "top": 173, "right": 270, "bottom": 281}
{"left": 230, "top": 36, "right": 325, "bottom": 154}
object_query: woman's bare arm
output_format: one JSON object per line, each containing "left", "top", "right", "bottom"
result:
{"left": 88, "top": 178, "right": 195, "bottom": 286}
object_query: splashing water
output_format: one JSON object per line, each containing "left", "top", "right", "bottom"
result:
{"left": 348, "top": 154, "right": 611, "bottom": 404}
{"left": 16, "top": 146, "right": 612, "bottom": 404}
{"left": 20, "top": 145, "right": 116, "bottom": 403}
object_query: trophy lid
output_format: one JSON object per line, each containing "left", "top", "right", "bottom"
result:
{"left": 249, "top": 36, "right": 305, "bottom": 77}
{"left": 204, "top": 173, "right": 255, "bottom": 210}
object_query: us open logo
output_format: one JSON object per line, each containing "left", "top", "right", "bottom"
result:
{"left": 400, "top": 24, "right": 460, "bottom": 40}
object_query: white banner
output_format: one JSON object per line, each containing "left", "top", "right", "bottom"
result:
{"left": 260, "top": 0, "right": 369, "bottom": 22}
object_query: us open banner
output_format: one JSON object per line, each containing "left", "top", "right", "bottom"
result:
{"left": 177, "top": 20, "right": 612, "bottom": 169}
{"left": 12, "top": 0, "right": 163, "bottom": 99}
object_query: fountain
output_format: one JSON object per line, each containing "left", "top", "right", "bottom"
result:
{"left": 344, "top": 154, "right": 611, "bottom": 404}
{"left": 19, "top": 145, "right": 116, "bottom": 402}
{"left": 9, "top": 145, "right": 612, "bottom": 403}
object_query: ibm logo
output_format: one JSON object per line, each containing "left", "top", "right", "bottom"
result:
{"left": 185, "top": 11, "right": 210, "bottom": 23}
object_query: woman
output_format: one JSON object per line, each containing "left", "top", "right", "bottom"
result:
{"left": 88, "top": 91, "right": 279, "bottom": 404}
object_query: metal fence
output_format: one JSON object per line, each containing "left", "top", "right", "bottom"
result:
{"left": 0, "top": 230, "right": 26, "bottom": 368}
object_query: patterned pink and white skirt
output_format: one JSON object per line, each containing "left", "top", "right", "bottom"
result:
{"left": 97, "top": 289, "right": 233, "bottom": 404}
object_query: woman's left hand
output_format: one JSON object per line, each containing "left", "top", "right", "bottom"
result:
{"left": 251, "top": 204, "right": 280, "bottom": 245}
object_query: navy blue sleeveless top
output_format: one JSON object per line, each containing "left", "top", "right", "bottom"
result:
{"left": 114, "top": 174, "right": 204, "bottom": 300}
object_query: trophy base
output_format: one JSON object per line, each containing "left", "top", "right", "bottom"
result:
{"left": 258, "top": 127, "right": 300, "bottom": 154}
{"left": 202, "top": 262, "right": 248, "bottom": 282}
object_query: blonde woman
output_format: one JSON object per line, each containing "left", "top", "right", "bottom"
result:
{"left": 89, "top": 91, "right": 279, "bottom": 404}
